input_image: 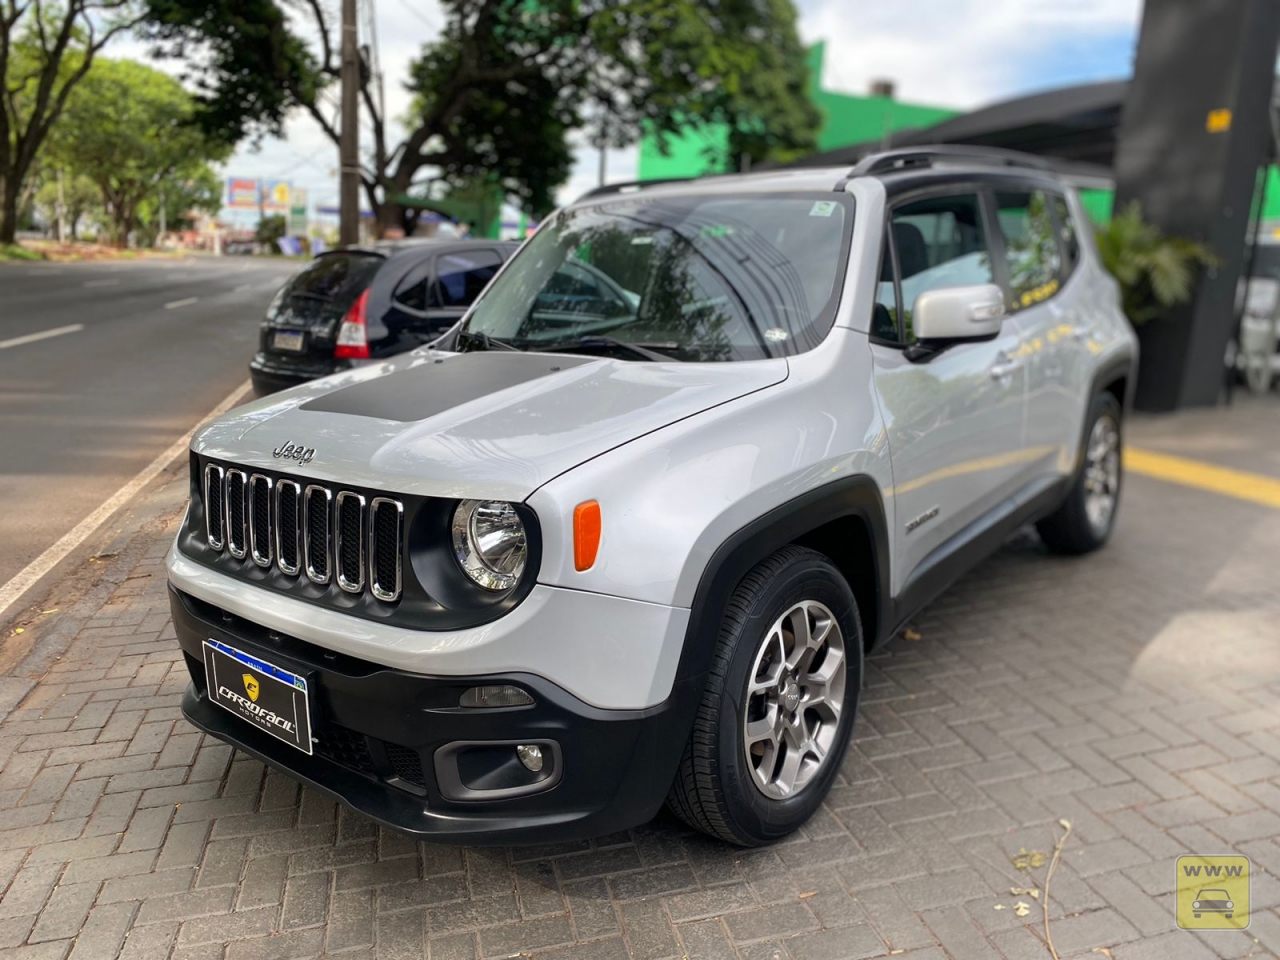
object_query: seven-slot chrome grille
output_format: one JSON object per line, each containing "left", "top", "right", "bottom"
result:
{"left": 202, "top": 463, "right": 403, "bottom": 602}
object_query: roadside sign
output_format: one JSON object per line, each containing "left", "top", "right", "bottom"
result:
{"left": 289, "top": 188, "right": 309, "bottom": 236}
{"left": 226, "top": 178, "right": 260, "bottom": 209}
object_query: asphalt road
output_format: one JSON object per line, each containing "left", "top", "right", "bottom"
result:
{"left": 0, "top": 255, "right": 300, "bottom": 592}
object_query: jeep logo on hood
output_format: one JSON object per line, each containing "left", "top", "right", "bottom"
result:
{"left": 272, "top": 442, "right": 316, "bottom": 464}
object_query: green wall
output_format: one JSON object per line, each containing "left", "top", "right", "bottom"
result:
{"left": 637, "top": 41, "right": 958, "bottom": 180}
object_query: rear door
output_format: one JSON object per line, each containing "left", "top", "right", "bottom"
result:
{"left": 868, "top": 189, "right": 1028, "bottom": 590}
{"left": 263, "top": 251, "right": 385, "bottom": 364}
{"left": 991, "top": 187, "right": 1090, "bottom": 482}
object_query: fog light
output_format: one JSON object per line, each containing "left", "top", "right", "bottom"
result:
{"left": 459, "top": 685, "right": 534, "bottom": 708}
{"left": 516, "top": 744, "right": 544, "bottom": 772}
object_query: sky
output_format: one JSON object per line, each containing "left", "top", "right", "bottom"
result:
{"left": 110, "top": 0, "right": 1145, "bottom": 225}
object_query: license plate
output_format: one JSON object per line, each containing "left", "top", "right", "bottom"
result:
{"left": 272, "top": 330, "right": 305, "bottom": 352}
{"left": 203, "top": 639, "right": 313, "bottom": 754}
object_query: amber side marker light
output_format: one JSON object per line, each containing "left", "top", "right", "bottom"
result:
{"left": 573, "top": 500, "right": 601, "bottom": 571}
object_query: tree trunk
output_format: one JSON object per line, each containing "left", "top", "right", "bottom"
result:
{"left": 1, "top": 175, "right": 18, "bottom": 245}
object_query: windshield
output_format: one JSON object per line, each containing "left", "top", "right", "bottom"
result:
{"left": 460, "top": 193, "right": 853, "bottom": 362}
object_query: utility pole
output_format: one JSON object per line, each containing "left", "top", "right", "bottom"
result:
{"left": 55, "top": 169, "right": 66, "bottom": 244}
{"left": 158, "top": 184, "right": 166, "bottom": 244}
{"left": 339, "top": 0, "right": 360, "bottom": 246}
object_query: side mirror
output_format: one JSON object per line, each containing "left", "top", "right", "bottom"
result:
{"left": 912, "top": 284, "right": 1005, "bottom": 343}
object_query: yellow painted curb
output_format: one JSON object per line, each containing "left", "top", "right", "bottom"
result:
{"left": 1125, "top": 447, "right": 1280, "bottom": 510}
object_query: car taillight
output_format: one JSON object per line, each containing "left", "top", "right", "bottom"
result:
{"left": 335, "top": 289, "right": 370, "bottom": 359}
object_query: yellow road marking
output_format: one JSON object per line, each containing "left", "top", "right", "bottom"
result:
{"left": 1125, "top": 447, "right": 1280, "bottom": 510}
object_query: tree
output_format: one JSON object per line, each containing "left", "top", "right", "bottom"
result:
{"left": 34, "top": 171, "right": 101, "bottom": 239}
{"left": 0, "top": 0, "right": 144, "bottom": 243}
{"left": 140, "top": 0, "right": 821, "bottom": 236}
{"left": 255, "top": 213, "right": 285, "bottom": 251}
{"left": 55, "top": 57, "right": 230, "bottom": 245}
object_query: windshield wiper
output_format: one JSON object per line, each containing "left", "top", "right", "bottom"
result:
{"left": 531, "top": 335, "right": 682, "bottom": 362}
{"left": 455, "top": 329, "right": 519, "bottom": 353}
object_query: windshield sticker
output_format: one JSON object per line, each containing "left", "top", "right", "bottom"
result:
{"left": 764, "top": 328, "right": 790, "bottom": 342}
{"left": 809, "top": 201, "right": 838, "bottom": 217}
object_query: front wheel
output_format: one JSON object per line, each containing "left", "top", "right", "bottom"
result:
{"left": 666, "top": 546, "right": 863, "bottom": 845}
{"left": 1037, "top": 391, "right": 1123, "bottom": 555}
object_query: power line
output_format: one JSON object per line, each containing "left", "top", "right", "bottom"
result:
{"left": 393, "top": 0, "right": 440, "bottom": 34}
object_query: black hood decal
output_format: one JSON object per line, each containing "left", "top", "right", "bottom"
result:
{"left": 300, "top": 351, "right": 595, "bottom": 423}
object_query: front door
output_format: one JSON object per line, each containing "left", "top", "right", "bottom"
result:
{"left": 869, "top": 190, "right": 1028, "bottom": 593}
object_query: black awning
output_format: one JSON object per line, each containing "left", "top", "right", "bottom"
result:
{"left": 787, "top": 79, "right": 1129, "bottom": 170}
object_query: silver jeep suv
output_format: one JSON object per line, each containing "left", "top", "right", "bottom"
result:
{"left": 168, "top": 147, "right": 1136, "bottom": 846}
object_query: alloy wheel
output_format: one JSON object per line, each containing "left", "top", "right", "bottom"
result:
{"left": 1083, "top": 412, "right": 1121, "bottom": 536}
{"left": 742, "top": 600, "right": 846, "bottom": 799}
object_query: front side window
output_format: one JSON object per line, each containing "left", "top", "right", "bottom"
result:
{"left": 888, "top": 193, "right": 994, "bottom": 343}
{"left": 461, "top": 194, "right": 853, "bottom": 362}
{"left": 996, "top": 190, "right": 1062, "bottom": 310}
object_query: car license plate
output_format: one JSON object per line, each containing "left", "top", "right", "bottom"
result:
{"left": 272, "top": 330, "right": 306, "bottom": 352}
{"left": 203, "top": 639, "right": 312, "bottom": 754}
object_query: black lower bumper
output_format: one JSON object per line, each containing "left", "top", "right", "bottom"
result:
{"left": 170, "top": 585, "right": 699, "bottom": 845}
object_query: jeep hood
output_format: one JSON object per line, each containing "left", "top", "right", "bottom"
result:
{"left": 193, "top": 349, "right": 788, "bottom": 501}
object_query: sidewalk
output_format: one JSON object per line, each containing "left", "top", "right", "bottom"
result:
{"left": 1, "top": 400, "right": 1279, "bottom": 960}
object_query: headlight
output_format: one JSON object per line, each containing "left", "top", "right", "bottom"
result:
{"left": 451, "top": 500, "right": 528, "bottom": 591}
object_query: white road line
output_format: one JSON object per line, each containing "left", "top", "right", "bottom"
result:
{"left": 234, "top": 284, "right": 253, "bottom": 293}
{"left": 0, "top": 324, "right": 84, "bottom": 350}
{"left": 165, "top": 297, "right": 199, "bottom": 309}
{"left": 0, "top": 379, "right": 254, "bottom": 620}
{"left": 84, "top": 279, "right": 121, "bottom": 288}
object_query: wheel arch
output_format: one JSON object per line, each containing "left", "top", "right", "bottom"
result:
{"left": 1076, "top": 351, "right": 1135, "bottom": 472}
{"left": 1093, "top": 351, "right": 1136, "bottom": 414}
{"left": 675, "top": 475, "right": 891, "bottom": 688}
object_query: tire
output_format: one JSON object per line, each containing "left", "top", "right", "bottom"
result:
{"left": 666, "top": 545, "right": 863, "bottom": 846}
{"left": 1036, "top": 391, "right": 1123, "bottom": 555}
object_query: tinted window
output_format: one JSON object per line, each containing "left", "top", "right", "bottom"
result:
{"left": 392, "top": 261, "right": 435, "bottom": 311}
{"left": 281, "top": 253, "right": 383, "bottom": 312}
{"left": 996, "top": 191, "right": 1061, "bottom": 310}
{"left": 435, "top": 250, "right": 503, "bottom": 307}
{"left": 873, "top": 241, "right": 900, "bottom": 341}
{"left": 462, "top": 194, "right": 853, "bottom": 362}
{"left": 890, "top": 193, "right": 994, "bottom": 342}
{"left": 1051, "top": 193, "right": 1080, "bottom": 275}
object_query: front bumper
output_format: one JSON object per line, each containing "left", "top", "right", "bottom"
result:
{"left": 170, "top": 585, "right": 700, "bottom": 844}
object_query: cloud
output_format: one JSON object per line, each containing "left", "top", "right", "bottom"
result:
{"left": 796, "top": 0, "right": 1141, "bottom": 108}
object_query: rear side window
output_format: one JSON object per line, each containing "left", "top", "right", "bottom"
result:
{"left": 434, "top": 250, "right": 503, "bottom": 307}
{"left": 281, "top": 253, "right": 383, "bottom": 312}
{"left": 392, "top": 261, "right": 435, "bottom": 312}
{"left": 995, "top": 191, "right": 1061, "bottom": 310}
{"left": 885, "top": 192, "right": 995, "bottom": 343}
{"left": 1051, "top": 193, "right": 1080, "bottom": 276}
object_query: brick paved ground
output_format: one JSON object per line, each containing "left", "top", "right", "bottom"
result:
{"left": 2, "top": 399, "right": 1280, "bottom": 960}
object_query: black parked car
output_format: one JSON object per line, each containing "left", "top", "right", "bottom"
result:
{"left": 249, "top": 238, "right": 520, "bottom": 395}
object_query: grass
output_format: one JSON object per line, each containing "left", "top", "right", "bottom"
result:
{"left": 0, "top": 243, "right": 45, "bottom": 262}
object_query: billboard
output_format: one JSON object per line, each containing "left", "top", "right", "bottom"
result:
{"left": 225, "top": 178, "right": 292, "bottom": 211}
{"left": 226, "top": 177, "right": 260, "bottom": 209}
{"left": 264, "top": 180, "right": 291, "bottom": 211}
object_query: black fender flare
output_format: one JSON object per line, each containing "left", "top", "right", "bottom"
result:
{"left": 673, "top": 475, "right": 892, "bottom": 689}
{"left": 1076, "top": 351, "right": 1136, "bottom": 470}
